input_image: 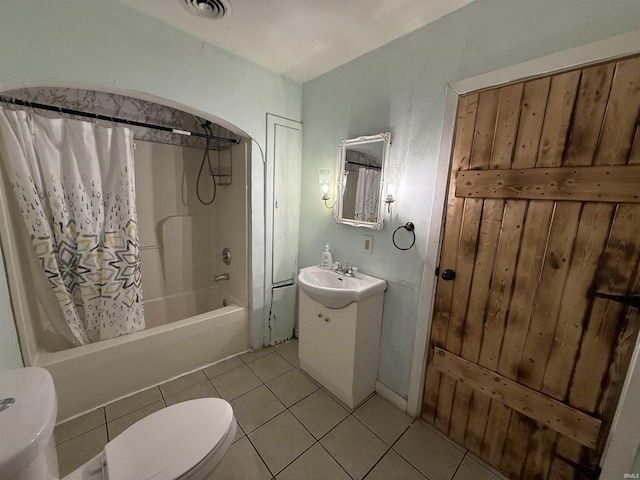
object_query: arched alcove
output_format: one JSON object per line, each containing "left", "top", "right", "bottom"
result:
{"left": 0, "top": 84, "right": 257, "bottom": 416}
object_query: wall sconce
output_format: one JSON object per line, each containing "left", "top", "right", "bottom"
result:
{"left": 317, "top": 168, "right": 335, "bottom": 208}
{"left": 383, "top": 163, "right": 400, "bottom": 213}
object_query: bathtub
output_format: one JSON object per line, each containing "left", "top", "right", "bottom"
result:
{"left": 0, "top": 132, "right": 252, "bottom": 422}
{"left": 33, "top": 286, "right": 249, "bottom": 421}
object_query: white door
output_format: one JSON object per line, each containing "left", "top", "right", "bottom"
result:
{"left": 272, "top": 121, "right": 302, "bottom": 285}
{"left": 266, "top": 114, "right": 302, "bottom": 344}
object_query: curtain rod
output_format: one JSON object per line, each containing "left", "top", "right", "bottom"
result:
{"left": 346, "top": 160, "right": 381, "bottom": 170}
{"left": 0, "top": 96, "right": 240, "bottom": 145}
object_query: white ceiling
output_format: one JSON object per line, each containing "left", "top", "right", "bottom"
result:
{"left": 119, "top": 0, "right": 475, "bottom": 83}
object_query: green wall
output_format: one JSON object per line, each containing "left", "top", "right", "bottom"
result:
{"left": 300, "top": 0, "right": 640, "bottom": 397}
{"left": 3, "top": 0, "right": 640, "bottom": 397}
{"left": 0, "top": 1, "right": 302, "bottom": 370}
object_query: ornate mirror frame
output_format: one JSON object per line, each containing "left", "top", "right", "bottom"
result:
{"left": 334, "top": 132, "right": 391, "bottom": 230}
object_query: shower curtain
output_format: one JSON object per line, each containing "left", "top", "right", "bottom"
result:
{"left": 0, "top": 107, "right": 144, "bottom": 345}
{"left": 354, "top": 166, "right": 380, "bottom": 222}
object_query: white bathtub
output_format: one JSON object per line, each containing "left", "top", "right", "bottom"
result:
{"left": 35, "top": 286, "right": 249, "bottom": 421}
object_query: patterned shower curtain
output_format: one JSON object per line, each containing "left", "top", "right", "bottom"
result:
{"left": 354, "top": 166, "right": 380, "bottom": 222}
{"left": 0, "top": 107, "right": 144, "bottom": 345}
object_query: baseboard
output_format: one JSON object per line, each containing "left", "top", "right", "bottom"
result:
{"left": 375, "top": 381, "right": 409, "bottom": 414}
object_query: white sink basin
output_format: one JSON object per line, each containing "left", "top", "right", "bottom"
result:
{"left": 298, "top": 265, "right": 386, "bottom": 308}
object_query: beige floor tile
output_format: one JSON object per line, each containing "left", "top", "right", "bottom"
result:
{"left": 246, "top": 352, "right": 294, "bottom": 383}
{"left": 354, "top": 394, "right": 413, "bottom": 445}
{"left": 320, "top": 416, "right": 388, "bottom": 480}
{"left": 239, "top": 346, "right": 274, "bottom": 364}
{"left": 209, "top": 364, "right": 262, "bottom": 401}
{"left": 419, "top": 418, "right": 467, "bottom": 451}
{"left": 394, "top": 421, "right": 465, "bottom": 480}
{"left": 299, "top": 368, "right": 321, "bottom": 386}
{"left": 209, "top": 436, "right": 271, "bottom": 480}
{"left": 365, "top": 449, "right": 428, "bottom": 480}
{"left": 105, "top": 386, "right": 162, "bottom": 421}
{"left": 274, "top": 339, "right": 299, "bottom": 367}
{"left": 164, "top": 380, "right": 219, "bottom": 406}
{"left": 230, "top": 384, "right": 286, "bottom": 433}
{"left": 159, "top": 370, "right": 208, "bottom": 397}
{"left": 464, "top": 452, "right": 509, "bottom": 479}
{"left": 321, "top": 387, "right": 358, "bottom": 413}
{"left": 107, "top": 400, "right": 165, "bottom": 440}
{"left": 266, "top": 368, "right": 319, "bottom": 407}
{"left": 56, "top": 425, "right": 107, "bottom": 477}
{"left": 233, "top": 423, "right": 245, "bottom": 443}
{"left": 453, "top": 455, "right": 504, "bottom": 480}
{"left": 52, "top": 355, "right": 492, "bottom": 480}
{"left": 203, "top": 356, "right": 244, "bottom": 379}
{"left": 249, "top": 410, "right": 315, "bottom": 475}
{"left": 54, "top": 407, "right": 105, "bottom": 444}
{"left": 277, "top": 442, "right": 351, "bottom": 480}
{"left": 290, "top": 389, "right": 349, "bottom": 439}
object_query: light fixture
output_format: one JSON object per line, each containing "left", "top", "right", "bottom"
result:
{"left": 383, "top": 163, "right": 400, "bottom": 213}
{"left": 318, "top": 168, "right": 335, "bottom": 208}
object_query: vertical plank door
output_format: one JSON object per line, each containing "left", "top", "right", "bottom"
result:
{"left": 422, "top": 55, "right": 640, "bottom": 480}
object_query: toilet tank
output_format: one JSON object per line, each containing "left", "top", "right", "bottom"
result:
{"left": 0, "top": 367, "right": 59, "bottom": 480}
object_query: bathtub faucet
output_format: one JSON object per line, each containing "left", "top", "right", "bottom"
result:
{"left": 214, "top": 273, "right": 230, "bottom": 281}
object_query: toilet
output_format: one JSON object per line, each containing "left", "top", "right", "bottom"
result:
{"left": 0, "top": 367, "right": 237, "bottom": 480}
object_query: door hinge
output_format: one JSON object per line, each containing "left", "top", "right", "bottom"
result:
{"left": 554, "top": 453, "right": 601, "bottom": 479}
{"left": 592, "top": 291, "right": 640, "bottom": 309}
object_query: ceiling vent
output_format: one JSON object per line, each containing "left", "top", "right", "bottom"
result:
{"left": 180, "top": 0, "right": 230, "bottom": 19}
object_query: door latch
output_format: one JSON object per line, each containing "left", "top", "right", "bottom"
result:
{"left": 441, "top": 269, "right": 456, "bottom": 281}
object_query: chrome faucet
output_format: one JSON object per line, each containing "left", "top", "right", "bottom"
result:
{"left": 333, "top": 262, "right": 356, "bottom": 277}
{"left": 214, "top": 273, "right": 230, "bottom": 281}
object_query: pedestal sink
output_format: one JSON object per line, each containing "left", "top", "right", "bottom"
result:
{"left": 297, "top": 265, "right": 386, "bottom": 309}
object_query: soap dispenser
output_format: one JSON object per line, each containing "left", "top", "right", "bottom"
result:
{"left": 321, "top": 243, "right": 333, "bottom": 269}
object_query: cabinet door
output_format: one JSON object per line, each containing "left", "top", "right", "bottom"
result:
{"left": 299, "top": 291, "right": 357, "bottom": 395}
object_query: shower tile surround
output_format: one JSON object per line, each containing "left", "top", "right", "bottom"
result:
{"left": 133, "top": 138, "right": 248, "bottom": 305}
{"left": 54, "top": 339, "right": 506, "bottom": 480}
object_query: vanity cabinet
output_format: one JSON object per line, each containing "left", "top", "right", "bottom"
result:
{"left": 298, "top": 289, "right": 384, "bottom": 408}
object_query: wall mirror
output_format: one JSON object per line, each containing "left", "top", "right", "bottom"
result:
{"left": 335, "top": 132, "right": 391, "bottom": 230}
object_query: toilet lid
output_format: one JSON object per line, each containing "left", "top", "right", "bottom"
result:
{"left": 104, "top": 398, "right": 233, "bottom": 480}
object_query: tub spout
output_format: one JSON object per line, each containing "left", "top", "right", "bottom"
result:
{"left": 214, "top": 273, "right": 230, "bottom": 281}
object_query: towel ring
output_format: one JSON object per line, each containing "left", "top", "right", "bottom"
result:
{"left": 392, "top": 222, "right": 415, "bottom": 251}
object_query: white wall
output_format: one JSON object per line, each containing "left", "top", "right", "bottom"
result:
{"left": 0, "top": 0, "right": 302, "bottom": 369}
{"left": 300, "top": 0, "right": 640, "bottom": 398}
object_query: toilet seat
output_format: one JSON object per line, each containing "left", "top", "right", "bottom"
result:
{"left": 104, "top": 398, "right": 235, "bottom": 480}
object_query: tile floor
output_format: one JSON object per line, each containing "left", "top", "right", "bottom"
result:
{"left": 54, "top": 339, "right": 506, "bottom": 480}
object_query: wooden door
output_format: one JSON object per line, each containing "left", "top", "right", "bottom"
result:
{"left": 422, "top": 55, "right": 640, "bottom": 479}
